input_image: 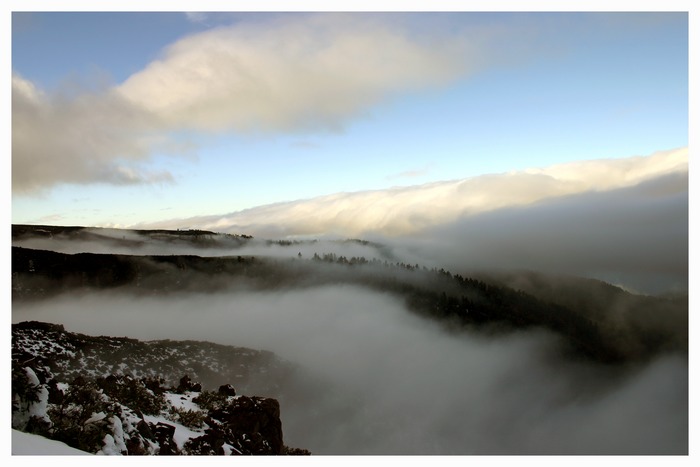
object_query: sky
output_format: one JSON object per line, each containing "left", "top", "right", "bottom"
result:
{"left": 4, "top": 4, "right": 694, "bottom": 458}
{"left": 8, "top": 5, "right": 690, "bottom": 230}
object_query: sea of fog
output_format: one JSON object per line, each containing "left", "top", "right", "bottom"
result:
{"left": 12, "top": 285, "right": 688, "bottom": 454}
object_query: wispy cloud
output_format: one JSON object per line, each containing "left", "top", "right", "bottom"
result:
{"left": 385, "top": 164, "right": 434, "bottom": 181}
{"left": 104, "top": 166, "right": 175, "bottom": 186}
{"left": 26, "top": 213, "right": 67, "bottom": 224}
{"left": 290, "top": 140, "right": 320, "bottom": 150}
{"left": 184, "top": 12, "right": 209, "bottom": 24}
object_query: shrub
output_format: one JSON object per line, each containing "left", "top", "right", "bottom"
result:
{"left": 169, "top": 406, "right": 206, "bottom": 430}
{"left": 96, "top": 375, "right": 166, "bottom": 415}
{"left": 48, "top": 378, "right": 112, "bottom": 453}
{"left": 192, "top": 390, "right": 230, "bottom": 412}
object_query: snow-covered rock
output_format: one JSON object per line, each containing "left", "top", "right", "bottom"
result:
{"left": 11, "top": 321, "right": 311, "bottom": 455}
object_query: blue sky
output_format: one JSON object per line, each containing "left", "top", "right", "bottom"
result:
{"left": 10, "top": 10, "right": 689, "bottom": 228}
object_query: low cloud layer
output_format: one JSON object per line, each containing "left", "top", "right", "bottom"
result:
{"left": 414, "top": 170, "right": 689, "bottom": 294}
{"left": 12, "top": 286, "right": 688, "bottom": 454}
{"left": 133, "top": 149, "right": 688, "bottom": 294}
{"left": 145, "top": 148, "right": 687, "bottom": 238}
{"left": 12, "top": 149, "right": 687, "bottom": 295}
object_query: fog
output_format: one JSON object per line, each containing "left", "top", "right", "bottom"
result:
{"left": 117, "top": 149, "right": 688, "bottom": 295}
{"left": 12, "top": 231, "right": 394, "bottom": 263}
{"left": 412, "top": 171, "right": 688, "bottom": 295}
{"left": 12, "top": 169, "right": 688, "bottom": 297}
{"left": 12, "top": 285, "right": 687, "bottom": 454}
{"left": 11, "top": 149, "right": 688, "bottom": 453}
{"left": 140, "top": 147, "right": 686, "bottom": 238}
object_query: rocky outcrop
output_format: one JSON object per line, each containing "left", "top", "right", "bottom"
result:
{"left": 11, "top": 321, "right": 310, "bottom": 455}
{"left": 206, "top": 396, "right": 283, "bottom": 454}
{"left": 11, "top": 320, "right": 292, "bottom": 395}
{"left": 176, "top": 375, "right": 202, "bottom": 393}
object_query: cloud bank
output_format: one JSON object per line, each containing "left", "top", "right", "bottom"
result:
{"left": 143, "top": 147, "right": 688, "bottom": 238}
{"left": 133, "top": 148, "right": 687, "bottom": 294}
{"left": 420, "top": 170, "right": 688, "bottom": 294}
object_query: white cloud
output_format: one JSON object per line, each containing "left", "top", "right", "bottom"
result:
{"left": 12, "top": 14, "right": 487, "bottom": 193}
{"left": 524, "top": 148, "right": 689, "bottom": 189}
{"left": 184, "top": 12, "right": 208, "bottom": 24}
{"left": 11, "top": 73, "right": 176, "bottom": 194}
{"left": 132, "top": 148, "right": 687, "bottom": 293}
{"left": 116, "top": 14, "right": 477, "bottom": 133}
{"left": 143, "top": 147, "right": 688, "bottom": 238}
{"left": 421, "top": 170, "right": 688, "bottom": 294}
{"left": 386, "top": 164, "right": 434, "bottom": 181}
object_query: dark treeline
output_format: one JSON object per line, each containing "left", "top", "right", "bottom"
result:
{"left": 12, "top": 245, "right": 686, "bottom": 365}
{"left": 12, "top": 224, "right": 227, "bottom": 239}
{"left": 11, "top": 224, "right": 254, "bottom": 250}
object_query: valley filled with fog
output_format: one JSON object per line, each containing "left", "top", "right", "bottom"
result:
{"left": 12, "top": 284, "right": 687, "bottom": 454}
{"left": 11, "top": 207, "right": 688, "bottom": 454}
{"left": 11, "top": 149, "right": 689, "bottom": 454}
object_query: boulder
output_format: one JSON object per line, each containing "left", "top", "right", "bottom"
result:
{"left": 218, "top": 384, "right": 236, "bottom": 397}
{"left": 207, "top": 396, "right": 283, "bottom": 454}
{"left": 176, "top": 375, "right": 202, "bottom": 393}
{"left": 153, "top": 422, "right": 178, "bottom": 455}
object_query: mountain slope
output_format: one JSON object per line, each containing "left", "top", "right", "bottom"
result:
{"left": 12, "top": 321, "right": 310, "bottom": 455}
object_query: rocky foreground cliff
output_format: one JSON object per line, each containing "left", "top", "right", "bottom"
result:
{"left": 12, "top": 321, "right": 310, "bottom": 455}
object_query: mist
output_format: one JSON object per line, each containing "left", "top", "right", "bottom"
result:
{"left": 139, "top": 147, "right": 686, "bottom": 238}
{"left": 115, "top": 150, "right": 688, "bottom": 295}
{"left": 390, "top": 170, "right": 689, "bottom": 295}
{"left": 13, "top": 168, "right": 688, "bottom": 297}
{"left": 11, "top": 230, "right": 393, "bottom": 263}
{"left": 12, "top": 285, "right": 687, "bottom": 454}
